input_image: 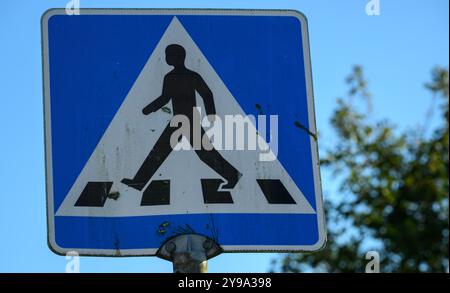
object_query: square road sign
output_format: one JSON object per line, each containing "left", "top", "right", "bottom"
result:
{"left": 42, "top": 9, "right": 326, "bottom": 256}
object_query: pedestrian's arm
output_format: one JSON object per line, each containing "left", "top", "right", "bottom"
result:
{"left": 142, "top": 78, "right": 171, "bottom": 115}
{"left": 196, "top": 74, "right": 216, "bottom": 116}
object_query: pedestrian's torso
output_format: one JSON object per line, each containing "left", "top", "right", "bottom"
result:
{"left": 165, "top": 69, "right": 198, "bottom": 116}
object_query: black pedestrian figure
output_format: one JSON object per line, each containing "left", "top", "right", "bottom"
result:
{"left": 121, "top": 44, "right": 241, "bottom": 204}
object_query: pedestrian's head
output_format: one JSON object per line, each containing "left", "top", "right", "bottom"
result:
{"left": 165, "top": 44, "right": 186, "bottom": 67}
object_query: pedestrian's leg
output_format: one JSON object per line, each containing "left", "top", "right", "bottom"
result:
{"left": 195, "top": 127, "right": 242, "bottom": 189}
{"left": 121, "top": 124, "right": 176, "bottom": 191}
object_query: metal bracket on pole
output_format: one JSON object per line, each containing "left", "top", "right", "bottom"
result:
{"left": 157, "top": 234, "right": 222, "bottom": 273}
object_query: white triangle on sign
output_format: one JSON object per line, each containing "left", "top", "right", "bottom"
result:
{"left": 56, "top": 17, "right": 315, "bottom": 217}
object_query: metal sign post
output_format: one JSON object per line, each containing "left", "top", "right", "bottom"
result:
{"left": 157, "top": 234, "right": 222, "bottom": 273}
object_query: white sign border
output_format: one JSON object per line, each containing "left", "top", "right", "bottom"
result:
{"left": 42, "top": 8, "right": 327, "bottom": 257}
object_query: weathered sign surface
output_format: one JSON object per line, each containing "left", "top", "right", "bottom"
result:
{"left": 42, "top": 9, "right": 326, "bottom": 256}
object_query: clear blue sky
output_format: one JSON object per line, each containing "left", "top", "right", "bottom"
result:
{"left": 0, "top": 0, "right": 448, "bottom": 272}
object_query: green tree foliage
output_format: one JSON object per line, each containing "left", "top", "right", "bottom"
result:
{"left": 277, "top": 66, "right": 449, "bottom": 273}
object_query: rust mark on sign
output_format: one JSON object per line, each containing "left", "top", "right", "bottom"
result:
{"left": 207, "top": 214, "right": 220, "bottom": 244}
{"left": 160, "top": 221, "right": 170, "bottom": 228}
{"left": 255, "top": 103, "right": 263, "bottom": 115}
{"left": 113, "top": 238, "right": 121, "bottom": 256}
{"left": 172, "top": 224, "right": 195, "bottom": 236}
{"left": 108, "top": 191, "right": 120, "bottom": 200}
{"left": 294, "top": 120, "right": 317, "bottom": 141}
{"left": 161, "top": 106, "right": 172, "bottom": 114}
{"left": 157, "top": 221, "right": 171, "bottom": 236}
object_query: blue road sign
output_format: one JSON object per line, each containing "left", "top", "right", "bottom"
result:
{"left": 42, "top": 9, "right": 326, "bottom": 256}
